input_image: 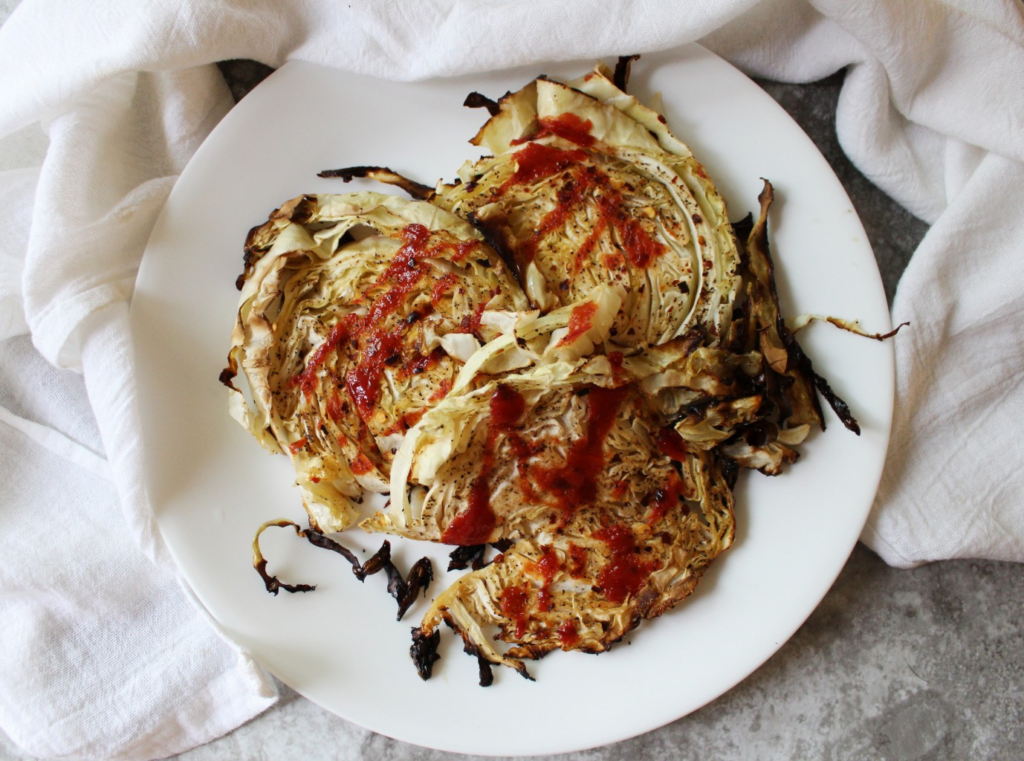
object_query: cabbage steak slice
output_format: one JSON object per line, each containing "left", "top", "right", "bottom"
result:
{"left": 362, "top": 293, "right": 734, "bottom": 679}
{"left": 223, "top": 192, "right": 529, "bottom": 532}
{"left": 429, "top": 62, "right": 742, "bottom": 351}
{"left": 391, "top": 365, "right": 733, "bottom": 680}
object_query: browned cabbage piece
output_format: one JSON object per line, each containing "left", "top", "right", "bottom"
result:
{"left": 417, "top": 63, "right": 742, "bottom": 351}
{"left": 224, "top": 192, "right": 528, "bottom": 532}
{"left": 423, "top": 442, "right": 734, "bottom": 678}
{"left": 362, "top": 345, "right": 733, "bottom": 677}
{"left": 434, "top": 64, "right": 745, "bottom": 352}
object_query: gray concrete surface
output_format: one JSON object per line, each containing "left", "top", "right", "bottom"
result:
{"left": 2, "top": 36, "right": 1022, "bottom": 761}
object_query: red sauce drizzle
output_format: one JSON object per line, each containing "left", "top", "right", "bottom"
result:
{"left": 594, "top": 193, "right": 666, "bottom": 268}
{"left": 430, "top": 272, "right": 459, "bottom": 306}
{"left": 507, "top": 162, "right": 666, "bottom": 269}
{"left": 572, "top": 215, "right": 608, "bottom": 273}
{"left": 288, "top": 437, "right": 307, "bottom": 455}
{"left": 656, "top": 427, "right": 690, "bottom": 461}
{"left": 361, "top": 228, "right": 434, "bottom": 331}
{"left": 454, "top": 298, "right": 489, "bottom": 336}
{"left": 646, "top": 470, "right": 687, "bottom": 525}
{"left": 557, "top": 618, "right": 580, "bottom": 649}
{"left": 594, "top": 523, "right": 659, "bottom": 603}
{"left": 536, "top": 113, "right": 596, "bottom": 147}
{"left": 452, "top": 240, "right": 479, "bottom": 262}
{"left": 380, "top": 419, "right": 406, "bottom": 436}
{"left": 344, "top": 328, "right": 403, "bottom": 422}
{"left": 428, "top": 377, "right": 452, "bottom": 403}
{"left": 517, "top": 167, "right": 598, "bottom": 263}
{"left": 440, "top": 385, "right": 526, "bottom": 545}
{"left": 504, "top": 431, "right": 542, "bottom": 503}
{"left": 533, "top": 385, "right": 629, "bottom": 522}
{"left": 608, "top": 351, "right": 624, "bottom": 376}
{"left": 566, "top": 542, "right": 588, "bottom": 578}
{"left": 502, "top": 142, "right": 587, "bottom": 191}
{"left": 325, "top": 392, "right": 346, "bottom": 421}
{"left": 402, "top": 347, "right": 444, "bottom": 380}
{"left": 292, "top": 223, "right": 476, "bottom": 413}
{"left": 528, "top": 545, "right": 561, "bottom": 612}
{"left": 350, "top": 452, "right": 374, "bottom": 475}
{"left": 557, "top": 301, "right": 598, "bottom": 347}
{"left": 488, "top": 383, "right": 526, "bottom": 427}
{"left": 500, "top": 583, "right": 531, "bottom": 638}
{"left": 603, "top": 251, "right": 626, "bottom": 270}
{"left": 292, "top": 317, "right": 358, "bottom": 398}
{"left": 403, "top": 408, "right": 426, "bottom": 428}
{"left": 611, "top": 479, "right": 629, "bottom": 500}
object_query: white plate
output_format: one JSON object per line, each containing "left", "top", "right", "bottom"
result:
{"left": 133, "top": 45, "right": 893, "bottom": 756}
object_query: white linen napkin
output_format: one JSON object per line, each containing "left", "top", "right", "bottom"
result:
{"left": 0, "top": 0, "right": 1021, "bottom": 758}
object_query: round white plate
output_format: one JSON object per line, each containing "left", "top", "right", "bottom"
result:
{"left": 132, "top": 45, "right": 893, "bottom": 756}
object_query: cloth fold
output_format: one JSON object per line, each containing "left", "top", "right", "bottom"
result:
{"left": 1, "top": 0, "right": 1022, "bottom": 758}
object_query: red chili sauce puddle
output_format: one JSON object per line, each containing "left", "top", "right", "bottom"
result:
{"left": 532, "top": 385, "right": 630, "bottom": 524}
{"left": 440, "top": 385, "right": 526, "bottom": 545}
{"left": 527, "top": 545, "right": 561, "bottom": 612}
{"left": 646, "top": 470, "right": 688, "bottom": 526}
{"left": 594, "top": 523, "right": 659, "bottom": 604}
{"left": 501, "top": 142, "right": 587, "bottom": 192}
{"left": 499, "top": 583, "right": 531, "bottom": 639}
{"left": 557, "top": 618, "right": 580, "bottom": 649}
{"left": 534, "top": 113, "right": 596, "bottom": 147}
{"left": 657, "top": 426, "right": 690, "bottom": 461}
{"left": 557, "top": 300, "right": 598, "bottom": 347}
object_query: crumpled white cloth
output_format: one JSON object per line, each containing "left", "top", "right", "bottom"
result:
{"left": 0, "top": 0, "right": 1021, "bottom": 758}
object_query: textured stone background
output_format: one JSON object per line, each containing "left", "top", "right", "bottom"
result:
{"left": 3, "top": 36, "right": 1024, "bottom": 761}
